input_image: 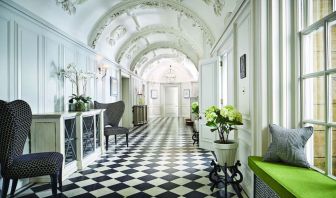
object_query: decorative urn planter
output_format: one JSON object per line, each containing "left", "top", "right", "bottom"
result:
{"left": 213, "top": 140, "right": 238, "bottom": 167}
{"left": 68, "top": 102, "right": 90, "bottom": 112}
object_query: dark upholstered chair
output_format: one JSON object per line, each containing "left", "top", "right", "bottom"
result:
{"left": 94, "top": 101, "right": 129, "bottom": 150}
{"left": 0, "top": 100, "right": 63, "bottom": 197}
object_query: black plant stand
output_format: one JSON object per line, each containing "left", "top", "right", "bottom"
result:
{"left": 209, "top": 152, "right": 244, "bottom": 198}
{"left": 192, "top": 129, "right": 199, "bottom": 145}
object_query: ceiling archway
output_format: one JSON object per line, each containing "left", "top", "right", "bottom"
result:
{"left": 88, "top": 0, "right": 215, "bottom": 48}
{"left": 129, "top": 41, "right": 199, "bottom": 71}
{"left": 115, "top": 25, "right": 202, "bottom": 63}
{"left": 137, "top": 53, "right": 187, "bottom": 76}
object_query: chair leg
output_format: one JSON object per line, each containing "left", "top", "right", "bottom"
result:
{"left": 115, "top": 135, "right": 117, "bottom": 145}
{"left": 10, "top": 179, "right": 18, "bottom": 196}
{"left": 105, "top": 135, "right": 109, "bottom": 151}
{"left": 126, "top": 134, "right": 128, "bottom": 147}
{"left": 58, "top": 168, "right": 63, "bottom": 192}
{"left": 2, "top": 178, "right": 10, "bottom": 198}
{"left": 50, "top": 174, "right": 58, "bottom": 196}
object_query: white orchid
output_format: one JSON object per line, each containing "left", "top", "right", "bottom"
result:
{"left": 59, "top": 63, "right": 95, "bottom": 96}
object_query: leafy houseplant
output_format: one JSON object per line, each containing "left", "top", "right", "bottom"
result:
{"left": 205, "top": 105, "right": 243, "bottom": 166}
{"left": 191, "top": 102, "right": 200, "bottom": 132}
{"left": 59, "top": 63, "right": 95, "bottom": 111}
{"left": 191, "top": 102, "right": 199, "bottom": 119}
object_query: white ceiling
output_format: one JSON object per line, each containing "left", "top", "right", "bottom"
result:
{"left": 12, "top": 0, "right": 238, "bottom": 82}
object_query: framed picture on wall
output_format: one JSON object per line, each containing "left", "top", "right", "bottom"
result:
{"left": 183, "top": 89, "right": 190, "bottom": 98}
{"left": 240, "top": 54, "right": 246, "bottom": 79}
{"left": 110, "top": 77, "right": 118, "bottom": 96}
{"left": 151, "top": 89, "right": 158, "bottom": 99}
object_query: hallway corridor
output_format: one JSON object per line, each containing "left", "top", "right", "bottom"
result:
{"left": 18, "top": 118, "right": 246, "bottom": 198}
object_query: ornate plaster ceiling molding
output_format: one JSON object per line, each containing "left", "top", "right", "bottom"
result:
{"left": 115, "top": 25, "right": 202, "bottom": 63}
{"left": 129, "top": 42, "right": 198, "bottom": 71}
{"left": 138, "top": 53, "right": 191, "bottom": 76}
{"left": 106, "top": 25, "right": 127, "bottom": 47}
{"left": 88, "top": 0, "right": 215, "bottom": 48}
{"left": 199, "top": 0, "right": 224, "bottom": 16}
{"left": 55, "top": 0, "right": 87, "bottom": 15}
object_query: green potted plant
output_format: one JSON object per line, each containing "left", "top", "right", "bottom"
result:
{"left": 59, "top": 63, "right": 95, "bottom": 112}
{"left": 205, "top": 105, "right": 243, "bottom": 166}
{"left": 191, "top": 101, "right": 200, "bottom": 132}
{"left": 68, "top": 94, "right": 92, "bottom": 111}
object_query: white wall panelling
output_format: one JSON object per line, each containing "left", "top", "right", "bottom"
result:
{"left": 213, "top": 1, "right": 253, "bottom": 196}
{"left": 146, "top": 82, "right": 197, "bottom": 118}
{"left": 0, "top": 13, "right": 11, "bottom": 101}
{"left": 0, "top": 1, "right": 136, "bottom": 190}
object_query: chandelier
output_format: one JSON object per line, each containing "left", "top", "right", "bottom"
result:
{"left": 166, "top": 65, "right": 176, "bottom": 82}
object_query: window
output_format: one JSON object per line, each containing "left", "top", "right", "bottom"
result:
{"left": 300, "top": 0, "right": 336, "bottom": 176}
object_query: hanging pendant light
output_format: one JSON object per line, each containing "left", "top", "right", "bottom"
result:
{"left": 166, "top": 65, "right": 176, "bottom": 83}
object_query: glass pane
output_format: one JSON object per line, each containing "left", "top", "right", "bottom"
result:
{"left": 303, "top": 77, "right": 325, "bottom": 121}
{"left": 330, "top": 75, "right": 336, "bottom": 122}
{"left": 329, "top": 21, "right": 336, "bottom": 68}
{"left": 302, "top": 28, "right": 325, "bottom": 74}
{"left": 309, "top": 0, "right": 333, "bottom": 25}
{"left": 333, "top": 128, "right": 336, "bottom": 176}
{"left": 306, "top": 124, "right": 326, "bottom": 172}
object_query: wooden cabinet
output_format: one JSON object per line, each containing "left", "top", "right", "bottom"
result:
{"left": 30, "top": 110, "right": 105, "bottom": 182}
{"left": 132, "top": 105, "right": 148, "bottom": 126}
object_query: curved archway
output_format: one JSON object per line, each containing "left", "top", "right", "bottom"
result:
{"left": 88, "top": 0, "right": 215, "bottom": 48}
{"left": 115, "top": 25, "right": 202, "bottom": 63}
{"left": 129, "top": 42, "right": 198, "bottom": 71}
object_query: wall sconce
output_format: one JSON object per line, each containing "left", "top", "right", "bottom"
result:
{"left": 97, "top": 64, "right": 109, "bottom": 78}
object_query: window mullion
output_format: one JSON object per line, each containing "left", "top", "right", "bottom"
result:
{"left": 325, "top": 19, "right": 332, "bottom": 175}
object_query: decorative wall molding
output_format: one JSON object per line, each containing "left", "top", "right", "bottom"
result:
{"left": 129, "top": 41, "right": 198, "bottom": 71}
{"left": 88, "top": 0, "right": 215, "bottom": 48}
{"left": 115, "top": 25, "right": 202, "bottom": 63}
{"left": 106, "top": 25, "right": 127, "bottom": 47}
{"left": 55, "top": 0, "right": 87, "bottom": 15}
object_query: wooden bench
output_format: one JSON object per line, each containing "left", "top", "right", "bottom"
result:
{"left": 248, "top": 156, "right": 336, "bottom": 198}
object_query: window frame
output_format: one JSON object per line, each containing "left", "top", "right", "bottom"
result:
{"left": 299, "top": 0, "right": 336, "bottom": 178}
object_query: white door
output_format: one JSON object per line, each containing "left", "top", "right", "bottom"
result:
{"left": 199, "top": 58, "right": 220, "bottom": 151}
{"left": 164, "top": 86, "right": 179, "bottom": 117}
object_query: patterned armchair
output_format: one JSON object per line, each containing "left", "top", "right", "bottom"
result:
{"left": 94, "top": 101, "right": 129, "bottom": 150}
{"left": 0, "top": 100, "right": 63, "bottom": 197}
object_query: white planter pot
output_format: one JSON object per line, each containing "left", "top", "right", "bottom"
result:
{"left": 193, "top": 119, "right": 199, "bottom": 132}
{"left": 213, "top": 140, "right": 238, "bottom": 167}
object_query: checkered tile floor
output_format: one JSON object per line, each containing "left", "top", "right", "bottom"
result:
{"left": 16, "top": 118, "right": 248, "bottom": 198}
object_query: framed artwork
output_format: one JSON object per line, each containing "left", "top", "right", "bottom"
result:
{"left": 110, "top": 77, "right": 118, "bottom": 96}
{"left": 240, "top": 54, "right": 246, "bottom": 79}
{"left": 151, "top": 89, "right": 158, "bottom": 99}
{"left": 183, "top": 89, "right": 190, "bottom": 98}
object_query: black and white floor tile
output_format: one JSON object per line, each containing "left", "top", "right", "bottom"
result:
{"left": 17, "top": 118, "right": 248, "bottom": 198}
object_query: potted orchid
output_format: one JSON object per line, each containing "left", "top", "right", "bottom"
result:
{"left": 59, "top": 63, "right": 95, "bottom": 111}
{"left": 205, "top": 105, "right": 243, "bottom": 166}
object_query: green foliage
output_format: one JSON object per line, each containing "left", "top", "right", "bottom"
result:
{"left": 69, "top": 94, "right": 91, "bottom": 104}
{"left": 191, "top": 102, "right": 199, "bottom": 118}
{"left": 204, "top": 105, "right": 243, "bottom": 143}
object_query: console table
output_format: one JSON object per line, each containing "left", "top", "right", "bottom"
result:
{"left": 30, "top": 109, "right": 105, "bottom": 182}
{"left": 132, "top": 105, "right": 148, "bottom": 126}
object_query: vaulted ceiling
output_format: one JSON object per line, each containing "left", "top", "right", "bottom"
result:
{"left": 13, "top": 0, "right": 238, "bottom": 82}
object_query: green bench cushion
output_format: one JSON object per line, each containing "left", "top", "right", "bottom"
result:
{"left": 248, "top": 156, "right": 336, "bottom": 198}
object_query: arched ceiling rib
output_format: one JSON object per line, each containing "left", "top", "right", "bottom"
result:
{"left": 88, "top": 0, "right": 215, "bottom": 48}
{"left": 129, "top": 42, "right": 199, "bottom": 71}
{"left": 115, "top": 25, "right": 202, "bottom": 63}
